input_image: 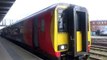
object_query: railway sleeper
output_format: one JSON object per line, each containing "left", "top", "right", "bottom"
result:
{"left": 91, "top": 45, "right": 107, "bottom": 49}
{"left": 91, "top": 47, "right": 107, "bottom": 52}
{"left": 89, "top": 54, "right": 102, "bottom": 60}
{"left": 89, "top": 53, "right": 107, "bottom": 60}
{"left": 90, "top": 51, "right": 107, "bottom": 58}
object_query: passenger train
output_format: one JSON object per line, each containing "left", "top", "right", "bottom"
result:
{"left": 0, "top": 3, "right": 91, "bottom": 60}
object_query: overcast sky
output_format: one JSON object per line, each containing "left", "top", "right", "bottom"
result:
{"left": 3, "top": 0, "right": 107, "bottom": 23}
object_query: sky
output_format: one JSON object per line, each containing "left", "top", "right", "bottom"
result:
{"left": 3, "top": 0, "right": 107, "bottom": 24}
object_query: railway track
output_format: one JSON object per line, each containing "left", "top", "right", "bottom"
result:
{"left": 89, "top": 45, "right": 107, "bottom": 60}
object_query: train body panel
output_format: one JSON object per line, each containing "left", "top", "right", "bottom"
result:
{"left": 0, "top": 3, "right": 91, "bottom": 60}
{"left": 23, "top": 19, "right": 33, "bottom": 47}
{"left": 38, "top": 10, "right": 56, "bottom": 57}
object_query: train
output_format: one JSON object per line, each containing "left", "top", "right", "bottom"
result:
{"left": 0, "top": 3, "right": 91, "bottom": 60}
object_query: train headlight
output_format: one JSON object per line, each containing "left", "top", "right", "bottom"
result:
{"left": 58, "top": 44, "right": 67, "bottom": 50}
{"left": 60, "top": 45, "right": 65, "bottom": 50}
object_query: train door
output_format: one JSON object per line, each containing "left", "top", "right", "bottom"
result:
{"left": 33, "top": 17, "right": 39, "bottom": 48}
{"left": 64, "top": 5, "right": 88, "bottom": 58}
{"left": 23, "top": 19, "right": 33, "bottom": 47}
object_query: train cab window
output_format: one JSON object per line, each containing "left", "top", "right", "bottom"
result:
{"left": 76, "top": 11, "right": 88, "bottom": 31}
{"left": 76, "top": 11, "right": 89, "bottom": 31}
{"left": 57, "top": 8, "right": 67, "bottom": 32}
{"left": 41, "top": 19, "right": 45, "bottom": 32}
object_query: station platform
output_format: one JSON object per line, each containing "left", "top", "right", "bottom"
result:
{"left": 0, "top": 37, "right": 42, "bottom": 60}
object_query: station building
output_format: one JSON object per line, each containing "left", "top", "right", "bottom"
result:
{"left": 90, "top": 20, "right": 107, "bottom": 36}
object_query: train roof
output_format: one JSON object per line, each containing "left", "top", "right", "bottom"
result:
{"left": 16, "top": 3, "right": 86, "bottom": 22}
{"left": 16, "top": 3, "right": 70, "bottom": 22}
{"left": 4, "top": 3, "right": 87, "bottom": 28}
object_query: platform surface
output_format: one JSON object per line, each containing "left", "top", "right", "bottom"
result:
{"left": 0, "top": 37, "right": 43, "bottom": 60}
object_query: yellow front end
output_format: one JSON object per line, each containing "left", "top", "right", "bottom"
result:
{"left": 77, "top": 31, "right": 82, "bottom": 52}
{"left": 88, "top": 21, "right": 91, "bottom": 52}
{"left": 53, "top": 5, "right": 69, "bottom": 52}
{"left": 76, "top": 22, "right": 91, "bottom": 52}
{"left": 52, "top": 4, "right": 91, "bottom": 53}
{"left": 50, "top": 3, "right": 90, "bottom": 60}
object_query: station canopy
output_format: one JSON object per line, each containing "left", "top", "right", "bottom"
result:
{"left": 0, "top": 0, "right": 15, "bottom": 22}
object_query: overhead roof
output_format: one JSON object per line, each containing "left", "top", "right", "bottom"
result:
{"left": 0, "top": 0, "right": 15, "bottom": 22}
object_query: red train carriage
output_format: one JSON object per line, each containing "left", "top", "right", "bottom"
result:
{"left": 1, "top": 3, "right": 91, "bottom": 60}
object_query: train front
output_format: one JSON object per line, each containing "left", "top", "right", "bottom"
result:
{"left": 53, "top": 4, "right": 91, "bottom": 60}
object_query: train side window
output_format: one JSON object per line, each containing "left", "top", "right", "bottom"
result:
{"left": 41, "top": 19, "right": 45, "bottom": 32}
